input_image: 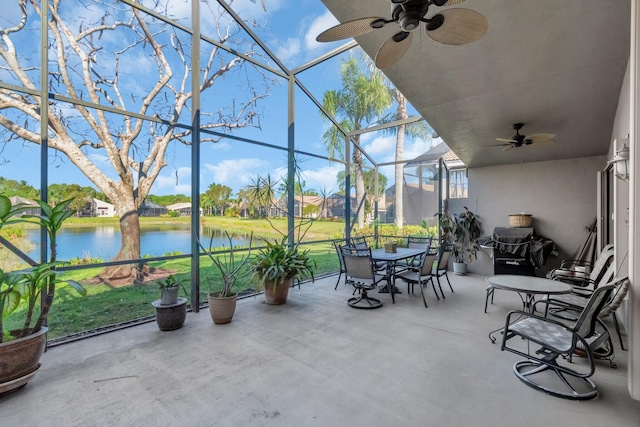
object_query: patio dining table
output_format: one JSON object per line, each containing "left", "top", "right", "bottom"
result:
{"left": 371, "top": 247, "right": 427, "bottom": 304}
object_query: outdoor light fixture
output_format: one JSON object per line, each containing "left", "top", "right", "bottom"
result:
{"left": 608, "top": 137, "right": 630, "bottom": 182}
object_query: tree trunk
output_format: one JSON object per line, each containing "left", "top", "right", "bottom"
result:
{"left": 395, "top": 94, "right": 407, "bottom": 229}
{"left": 100, "top": 208, "right": 143, "bottom": 282}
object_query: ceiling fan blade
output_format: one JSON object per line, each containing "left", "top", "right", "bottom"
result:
{"left": 527, "top": 133, "right": 556, "bottom": 144}
{"left": 426, "top": 8, "right": 488, "bottom": 45}
{"left": 479, "top": 143, "right": 511, "bottom": 149}
{"left": 316, "top": 17, "right": 383, "bottom": 42}
{"left": 496, "top": 138, "right": 517, "bottom": 143}
{"left": 502, "top": 145, "right": 515, "bottom": 151}
{"left": 375, "top": 31, "right": 413, "bottom": 69}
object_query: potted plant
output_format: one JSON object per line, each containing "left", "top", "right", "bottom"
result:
{"left": 0, "top": 195, "right": 86, "bottom": 395}
{"left": 251, "top": 236, "right": 316, "bottom": 305}
{"left": 197, "top": 231, "right": 253, "bottom": 324}
{"left": 157, "top": 275, "right": 183, "bottom": 305}
{"left": 244, "top": 170, "right": 317, "bottom": 305}
{"left": 151, "top": 274, "right": 188, "bottom": 331}
{"left": 451, "top": 207, "right": 482, "bottom": 275}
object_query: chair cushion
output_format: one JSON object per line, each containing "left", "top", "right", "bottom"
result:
{"left": 509, "top": 317, "right": 573, "bottom": 353}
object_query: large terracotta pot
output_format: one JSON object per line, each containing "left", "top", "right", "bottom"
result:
{"left": 263, "top": 278, "right": 292, "bottom": 305}
{"left": 0, "top": 327, "right": 48, "bottom": 395}
{"left": 151, "top": 298, "right": 187, "bottom": 331}
{"left": 208, "top": 293, "right": 237, "bottom": 324}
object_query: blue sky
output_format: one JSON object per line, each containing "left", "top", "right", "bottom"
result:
{"left": 0, "top": 0, "right": 436, "bottom": 197}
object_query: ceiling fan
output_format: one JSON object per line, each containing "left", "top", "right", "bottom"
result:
{"left": 315, "top": 0, "right": 488, "bottom": 69}
{"left": 487, "top": 123, "right": 556, "bottom": 151}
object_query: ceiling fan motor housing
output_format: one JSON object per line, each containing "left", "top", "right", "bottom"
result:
{"left": 392, "top": 0, "right": 431, "bottom": 32}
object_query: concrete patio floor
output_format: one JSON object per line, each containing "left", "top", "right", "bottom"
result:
{"left": 1, "top": 273, "right": 639, "bottom": 426}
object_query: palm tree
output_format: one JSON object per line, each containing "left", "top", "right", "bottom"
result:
{"left": 321, "top": 57, "right": 391, "bottom": 228}
{"left": 387, "top": 90, "right": 430, "bottom": 228}
{"left": 364, "top": 63, "right": 431, "bottom": 229}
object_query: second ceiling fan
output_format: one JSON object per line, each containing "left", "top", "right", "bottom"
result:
{"left": 316, "top": 0, "right": 488, "bottom": 69}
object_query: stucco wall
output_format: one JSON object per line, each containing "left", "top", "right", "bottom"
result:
{"left": 450, "top": 156, "right": 606, "bottom": 276}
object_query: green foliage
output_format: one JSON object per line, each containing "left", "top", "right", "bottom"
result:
{"left": 0, "top": 194, "right": 85, "bottom": 342}
{"left": 203, "top": 183, "right": 233, "bottom": 216}
{"left": 197, "top": 231, "right": 253, "bottom": 298}
{"left": 302, "top": 204, "right": 320, "bottom": 217}
{"left": 0, "top": 177, "right": 40, "bottom": 200}
{"left": 0, "top": 262, "right": 86, "bottom": 342}
{"left": 48, "top": 183, "right": 103, "bottom": 206}
{"left": 147, "top": 194, "right": 190, "bottom": 206}
{"left": 449, "top": 207, "right": 483, "bottom": 263}
{"left": 352, "top": 224, "right": 434, "bottom": 247}
{"left": 68, "top": 254, "right": 104, "bottom": 265}
{"left": 156, "top": 274, "right": 181, "bottom": 290}
{"left": 251, "top": 237, "right": 316, "bottom": 292}
{"left": 225, "top": 206, "right": 240, "bottom": 217}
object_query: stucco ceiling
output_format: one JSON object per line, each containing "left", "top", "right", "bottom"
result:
{"left": 320, "top": 0, "right": 630, "bottom": 168}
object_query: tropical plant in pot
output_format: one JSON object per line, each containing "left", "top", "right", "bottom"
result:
{"left": 157, "top": 275, "right": 185, "bottom": 306}
{"left": 197, "top": 231, "right": 253, "bottom": 324}
{"left": 0, "top": 195, "right": 86, "bottom": 395}
{"left": 451, "top": 207, "right": 482, "bottom": 275}
{"left": 151, "top": 274, "right": 188, "bottom": 331}
{"left": 251, "top": 236, "right": 315, "bottom": 305}
{"left": 245, "top": 172, "right": 316, "bottom": 305}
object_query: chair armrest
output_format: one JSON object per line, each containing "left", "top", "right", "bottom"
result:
{"left": 559, "top": 259, "right": 594, "bottom": 269}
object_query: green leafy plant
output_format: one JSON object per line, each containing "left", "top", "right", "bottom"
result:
{"left": 251, "top": 236, "right": 315, "bottom": 293}
{"left": 0, "top": 194, "right": 86, "bottom": 343}
{"left": 451, "top": 207, "right": 482, "bottom": 264}
{"left": 197, "top": 231, "right": 253, "bottom": 298}
{"left": 157, "top": 274, "right": 186, "bottom": 292}
{"left": 1, "top": 262, "right": 85, "bottom": 343}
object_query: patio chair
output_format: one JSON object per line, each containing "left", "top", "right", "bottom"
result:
{"left": 500, "top": 281, "right": 617, "bottom": 400}
{"left": 431, "top": 248, "right": 453, "bottom": 298}
{"left": 396, "top": 236, "right": 433, "bottom": 270}
{"left": 537, "top": 266, "right": 628, "bottom": 351}
{"left": 350, "top": 235, "right": 387, "bottom": 272}
{"left": 350, "top": 236, "right": 368, "bottom": 249}
{"left": 333, "top": 240, "right": 347, "bottom": 290}
{"left": 546, "top": 244, "right": 614, "bottom": 288}
{"left": 340, "top": 246, "right": 384, "bottom": 309}
{"left": 396, "top": 251, "right": 440, "bottom": 307}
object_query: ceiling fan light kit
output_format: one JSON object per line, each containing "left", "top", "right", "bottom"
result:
{"left": 316, "top": 0, "right": 488, "bottom": 68}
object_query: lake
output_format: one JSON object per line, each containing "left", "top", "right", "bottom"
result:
{"left": 26, "top": 224, "right": 252, "bottom": 261}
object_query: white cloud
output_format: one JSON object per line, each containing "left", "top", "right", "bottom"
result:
{"left": 204, "top": 158, "right": 270, "bottom": 190}
{"left": 155, "top": 166, "right": 193, "bottom": 195}
{"left": 403, "top": 137, "right": 435, "bottom": 161}
{"left": 304, "top": 11, "right": 339, "bottom": 52}
{"left": 363, "top": 135, "right": 396, "bottom": 156}
{"left": 274, "top": 38, "right": 301, "bottom": 62}
{"left": 299, "top": 164, "right": 342, "bottom": 194}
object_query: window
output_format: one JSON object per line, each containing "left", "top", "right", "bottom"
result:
{"left": 449, "top": 169, "right": 468, "bottom": 199}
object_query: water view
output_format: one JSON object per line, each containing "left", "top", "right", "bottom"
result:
{"left": 26, "top": 224, "right": 252, "bottom": 261}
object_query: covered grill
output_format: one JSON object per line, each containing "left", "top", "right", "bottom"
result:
{"left": 479, "top": 227, "right": 557, "bottom": 276}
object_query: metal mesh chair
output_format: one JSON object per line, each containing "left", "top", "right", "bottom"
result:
{"left": 396, "top": 251, "right": 439, "bottom": 307}
{"left": 500, "top": 281, "right": 618, "bottom": 400}
{"left": 333, "top": 240, "right": 347, "bottom": 290}
{"left": 537, "top": 267, "right": 628, "bottom": 351}
{"left": 431, "top": 249, "right": 452, "bottom": 298}
{"left": 340, "top": 246, "right": 384, "bottom": 309}
{"left": 396, "top": 236, "right": 433, "bottom": 270}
